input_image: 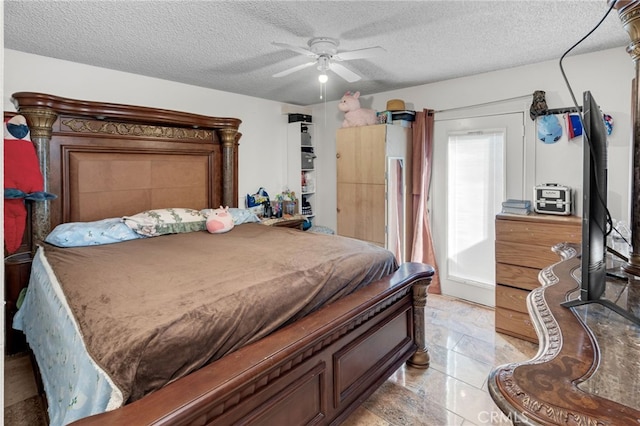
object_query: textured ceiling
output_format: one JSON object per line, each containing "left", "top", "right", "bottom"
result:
{"left": 3, "top": 0, "right": 632, "bottom": 106}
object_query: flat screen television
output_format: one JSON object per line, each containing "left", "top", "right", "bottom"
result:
{"left": 579, "top": 90, "right": 608, "bottom": 302}
{"left": 562, "top": 90, "right": 640, "bottom": 325}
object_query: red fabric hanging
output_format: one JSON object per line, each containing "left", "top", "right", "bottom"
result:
{"left": 4, "top": 115, "right": 44, "bottom": 254}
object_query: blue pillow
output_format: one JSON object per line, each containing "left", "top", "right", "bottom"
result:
{"left": 46, "top": 218, "right": 141, "bottom": 247}
{"left": 201, "top": 208, "right": 260, "bottom": 225}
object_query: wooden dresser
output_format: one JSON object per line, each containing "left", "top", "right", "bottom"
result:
{"left": 495, "top": 213, "right": 581, "bottom": 342}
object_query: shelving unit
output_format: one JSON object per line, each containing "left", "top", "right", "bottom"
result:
{"left": 287, "top": 120, "right": 315, "bottom": 221}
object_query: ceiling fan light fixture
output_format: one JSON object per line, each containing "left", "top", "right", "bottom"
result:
{"left": 317, "top": 55, "right": 330, "bottom": 71}
{"left": 272, "top": 36, "right": 384, "bottom": 84}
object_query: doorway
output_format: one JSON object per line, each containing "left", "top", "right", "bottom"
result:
{"left": 431, "top": 112, "right": 525, "bottom": 306}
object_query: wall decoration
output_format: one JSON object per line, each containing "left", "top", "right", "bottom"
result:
{"left": 537, "top": 115, "right": 562, "bottom": 144}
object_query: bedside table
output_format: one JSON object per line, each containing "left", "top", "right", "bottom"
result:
{"left": 261, "top": 215, "right": 306, "bottom": 229}
{"left": 5, "top": 252, "right": 32, "bottom": 354}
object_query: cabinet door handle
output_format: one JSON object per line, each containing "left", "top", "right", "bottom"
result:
{"left": 336, "top": 153, "right": 341, "bottom": 159}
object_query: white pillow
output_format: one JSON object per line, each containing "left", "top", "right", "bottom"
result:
{"left": 46, "top": 218, "right": 141, "bottom": 247}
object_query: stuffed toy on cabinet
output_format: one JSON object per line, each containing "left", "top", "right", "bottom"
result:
{"left": 338, "top": 91, "right": 377, "bottom": 128}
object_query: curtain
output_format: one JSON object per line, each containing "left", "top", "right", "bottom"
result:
{"left": 410, "top": 109, "right": 441, "bottom": 294}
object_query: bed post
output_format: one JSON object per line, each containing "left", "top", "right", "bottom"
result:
{"left": 612, "top": 0, "right": 640, "bottom": 277}
{"left": 220, "top": 128, "right": 240, "bottom": 207}
{"left": 15, "top": 105, "right": 58, "bottom": 248}
{"left": 407, "top": 275, "right": 431, "bottom": 368}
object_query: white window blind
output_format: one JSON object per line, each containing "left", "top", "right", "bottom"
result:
{"left": 447, "top": 131, "right": 504, "bottom": 286}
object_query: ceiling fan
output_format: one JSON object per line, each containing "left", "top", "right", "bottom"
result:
{"left": 271, "top": 37, "right": 385, "bottom": 83}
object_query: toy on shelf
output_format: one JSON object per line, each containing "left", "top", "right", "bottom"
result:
{"left": 338, "top": 91, "right": 377, "bottom": 128}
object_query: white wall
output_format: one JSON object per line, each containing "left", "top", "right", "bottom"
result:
{"left": 312, "top": 47, "right": 635, "bottom": 231}
{"left": 5, "top": 47, "right": 636, "bottom": 233}
{"left": 3, "top": 48, "right": 304, "bottom": 217}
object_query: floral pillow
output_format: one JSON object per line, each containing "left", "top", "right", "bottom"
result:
{"left": 45, "top": 218, "right": 141, "bottom": 247}
{"left": 123, "top": 208, "right": 206, "bottom": 237}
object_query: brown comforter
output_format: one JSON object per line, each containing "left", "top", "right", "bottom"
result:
{"left": 42, "top": 223, "right": 397, "bottom": 403}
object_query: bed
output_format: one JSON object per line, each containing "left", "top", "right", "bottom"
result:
{"left": 8, "top": 92, "right": 435, "bottom": 425}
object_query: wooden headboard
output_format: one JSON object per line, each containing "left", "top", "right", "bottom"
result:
{"left": 9, "top": 92, "right": 242, "bottom": 247}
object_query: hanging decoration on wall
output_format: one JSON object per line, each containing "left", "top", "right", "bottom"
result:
{"left": 564, "top": 112, "right": 613, "bottom": 140}
{"left": 530, "top": 89, "right": 613, "bottom": 143}
{"left": 537, "top": 114, "right": 562, "bottom": 144}
{"left": 4, "top": 115, "right": 57, "bottom": 253}
{"left": 604, "top": 114, "right": 614, "bottom": 135}
{"left": 565, "top": 113, "right": 583, "bottom": 140}
{"left": 529, "top": 90, "right": 549, "bottom": 120}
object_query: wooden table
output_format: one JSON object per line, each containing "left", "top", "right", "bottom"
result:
{"left": 260, "top": 215, "right": 306, "bottom": 229}
{"left": 488, "top": 243, "right": 640, "bottom": 425}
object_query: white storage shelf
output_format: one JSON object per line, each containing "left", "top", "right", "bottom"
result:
{"left": 287, "top": 121, "right": 315, "bottom": 220}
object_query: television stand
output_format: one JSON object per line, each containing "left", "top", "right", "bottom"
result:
{"left": 561, "top": 296, "right": 640, "bottom": 326}
{"left": 561, "top": 246, "right": 640, "bottom": 325}
{"left": 561, "top": 248, "right": 640, "bottom": 326}
{"left": 489, "top": 243, "right": 640, "bottom": 425}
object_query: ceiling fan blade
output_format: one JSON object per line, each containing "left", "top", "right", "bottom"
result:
{"left": 333, "top": 46, "right": 386, "bottom": 61}
{"left": 272, "top": 42, "right": 316, "bottom": 57}
{"left": 328, "top": 62, "right": 361, "bottom": 83}
{"left": 272, "top": 61, "right": 316, "bottom": 78}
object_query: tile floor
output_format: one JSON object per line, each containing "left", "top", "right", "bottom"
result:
{"left": 4, "top": 293, "right": 538, "bottom": 426}
{"left": 342, "top": 294, "right": 538, "bottom": 426}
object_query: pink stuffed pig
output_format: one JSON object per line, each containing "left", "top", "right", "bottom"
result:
{"left": 206, "top": 206, "right": 235, "bottom": 234}
{"left": 338, "top": 91, "right": 377, "bottom": 128}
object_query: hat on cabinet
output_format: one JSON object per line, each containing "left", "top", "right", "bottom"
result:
{"left": 386, "top": 99, "right": 406, "bottom": 111}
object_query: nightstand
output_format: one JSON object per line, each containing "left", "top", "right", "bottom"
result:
{"left": 5, "top": 252, "right": 32, "bottom": 354}
{"left": 261, "top": 215, "right": 306, "bottom": 229}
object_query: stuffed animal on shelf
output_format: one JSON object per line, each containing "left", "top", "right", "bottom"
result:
{"left": 206, "top": 206, "right": 235, "bottom": 234}
{"left": 338, "top": 91, "right": 377, "bottom": 128}
{"left": 4, "top": 115, "right": 56, "bottom": 253}
{"left": 529, "top": 90, "right": 548, "bottom": 120}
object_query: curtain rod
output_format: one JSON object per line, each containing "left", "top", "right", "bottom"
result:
{"left": 435, "top": 94, "right": 532, "bottom": 114}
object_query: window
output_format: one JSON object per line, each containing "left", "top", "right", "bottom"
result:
{"left": 447, "top": 131, "right": 504, "bottom": 286}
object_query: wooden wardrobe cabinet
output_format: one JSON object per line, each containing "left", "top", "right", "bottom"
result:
{"left": 495, "top": 213, "right": 581, "bottom": 342}
{"left": 336, "top": 124, "right": 412, "bottom": 262}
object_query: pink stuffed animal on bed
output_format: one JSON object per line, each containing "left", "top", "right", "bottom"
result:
{"left": 206, "top": 206, "right": 234, "bottom": 234}
{"left": 338, "top": 91, "right": 377, "bottom": 128}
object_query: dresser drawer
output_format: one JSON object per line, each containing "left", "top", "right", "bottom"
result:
{"left": 494, "top": 214, "right": 579, "bottom": 343}
{"left": 496, "top": 284, "right": 530, "bottom": 313}
{"left": 496, "top": 218, "right": 581, "bottom": 247}
{"left": 496, "top": 240, "right": 563, "bottom": 269}
{"left": 495, "top": 307, "right": 538, "bottom": 343}
{"left": 496, "top": 263, "right": 540, "bottom": 291}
